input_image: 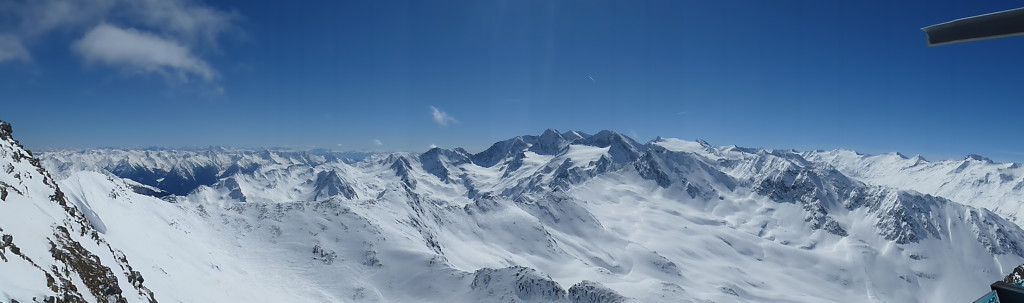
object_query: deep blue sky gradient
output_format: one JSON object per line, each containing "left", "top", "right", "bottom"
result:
{"left": 3, "top": 0, "right": 1024, "bottom": 161}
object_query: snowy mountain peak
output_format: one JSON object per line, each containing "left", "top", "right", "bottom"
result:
{"left": 472, "top": 136, "right": 532, "bottom": 167}
{"left": 420, "top": 147, "right": 472, "bottom": 183}
{"left": 472, "top": 130, "right": 625, "bottom": 167}
{"left": 577, "top": 130, "right": 645, "bottom": 163}
{"left": 532, "top": 128, "right": 570, "bottom": 155}
{"left": 583, "top": 130, "right": 625, "bottom": 145}
{"left": 965, "top": 154, "right": 994, "bottom": 163}
{"left": 388, "top": 154, "right": 418, "bottom": 188}
{"left": 561, "top": 130, "right": 586, "bottom": 141}
{"left": 312, "top": 170, "right": 357, "bottom": 201}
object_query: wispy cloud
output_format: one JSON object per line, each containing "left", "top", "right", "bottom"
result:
{"left": 73, "top": 24, "right": 216, "bottom": 82}
{"left": 119, "top": 0, "right": 238, "bottom": 48}
{"left": 430, "top": 106, "right": 458, "bottom": 126}
{"left": 0, "top": 0, "right": 238, "bottom": 85}
{"left": 373, "top": 139, "right": 383, "bottom": 146}
{"left": 0, "top": 35, "right": 31, "bottom": 63}
{"left": 587, "top": 75, "right": 596, "bottom": 83}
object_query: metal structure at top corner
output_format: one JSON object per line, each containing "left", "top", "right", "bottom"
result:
{"left": 922, "top": 7, "right": 1024, "bottom": 46}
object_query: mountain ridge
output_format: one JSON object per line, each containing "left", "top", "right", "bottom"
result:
{"left": 0, "top": 121, "right": 157, "bottom": 302}
{"left": 3, "top": 125, "right": 1021, "bottom": 302}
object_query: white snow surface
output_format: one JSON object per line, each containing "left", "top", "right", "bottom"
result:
{"left": 805, "top": 150, "right": 1024, "bottom": 226}
{"left": 5, "top": 129, "right": 1022, "bottom": 302}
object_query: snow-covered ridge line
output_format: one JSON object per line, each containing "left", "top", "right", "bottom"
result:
{"left": 37, "top": 129, "right": 1024, "bottom": 247}
{"left": 16, "top": 126, "right": 1024, "bottom": 302}
{"left": 1, "top": 121, "right": 157, "bottom": 302}
{"left": 804, "top": 149, "right": 1024, "bottom": 227}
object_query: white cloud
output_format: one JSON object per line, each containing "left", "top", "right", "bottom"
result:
{"left": 73, "top": 24, "right": 216, "bottom": 82}
{"left": 0, "top": 35, "right": 30, "bottom": 63}
{"left": 373, "top": 139, "right": 383, "bottom": 146}
{"left": 1, "top": 0, "right": 237, "bottom": 85}
{"left": 121, "top": 0, "right": 238, "bottom": 48}
{"left": 429, "top": 144, "right": 438, "bottom": 149}
{"left": 429, "top": 106, "right": 458, "bottom": 126}
{"left": 11, "top": 0, "right": 235, "bottom": 47}
{"left": 14, "top": 0, "right": 119, "bottom": 36}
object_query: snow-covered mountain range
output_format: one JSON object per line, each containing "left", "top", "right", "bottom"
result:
{"left": 805, "top": 150, "right": 1024, "bottom": 227}
{"left": 5, "top": 123, "right": 1024, "bottom": 302}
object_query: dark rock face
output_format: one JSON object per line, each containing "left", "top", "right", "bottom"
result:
{"left": 568, "top": 281, "right": 628, "bottom": 303}
{"left": 49, "top": 226, "right": 126, "bottom": 302}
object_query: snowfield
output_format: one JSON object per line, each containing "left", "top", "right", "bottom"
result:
{"left": 4, "top": 125, "right": 1024, "bottom": 302}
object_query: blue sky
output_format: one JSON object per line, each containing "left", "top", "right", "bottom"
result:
{"left": 2, "top": 0, "right": 1024, "bottom": 162}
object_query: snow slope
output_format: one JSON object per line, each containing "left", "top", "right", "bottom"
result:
{"left": 805, "top": 150, "right": 1024, "bottom": 226}
{"left": 0, "top": 122, "right": 157, "bottom": 302}
{"left": 16, "top": 128, "right": 1024, "bottom": 302}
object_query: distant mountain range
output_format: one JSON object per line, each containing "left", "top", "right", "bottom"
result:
{"left": 3, "top": 121, "right": 1023, "bottom": 302}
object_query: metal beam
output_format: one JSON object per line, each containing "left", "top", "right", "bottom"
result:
{"left": 922, "top": 7, "right": 1024, "bottom": 46}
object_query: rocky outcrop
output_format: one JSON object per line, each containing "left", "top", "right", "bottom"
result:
{"left": 568, "top": 281, "right": 629, "bottom": 303}
{"left": 470, "top": 266, "right": 567, "bottom": 302}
